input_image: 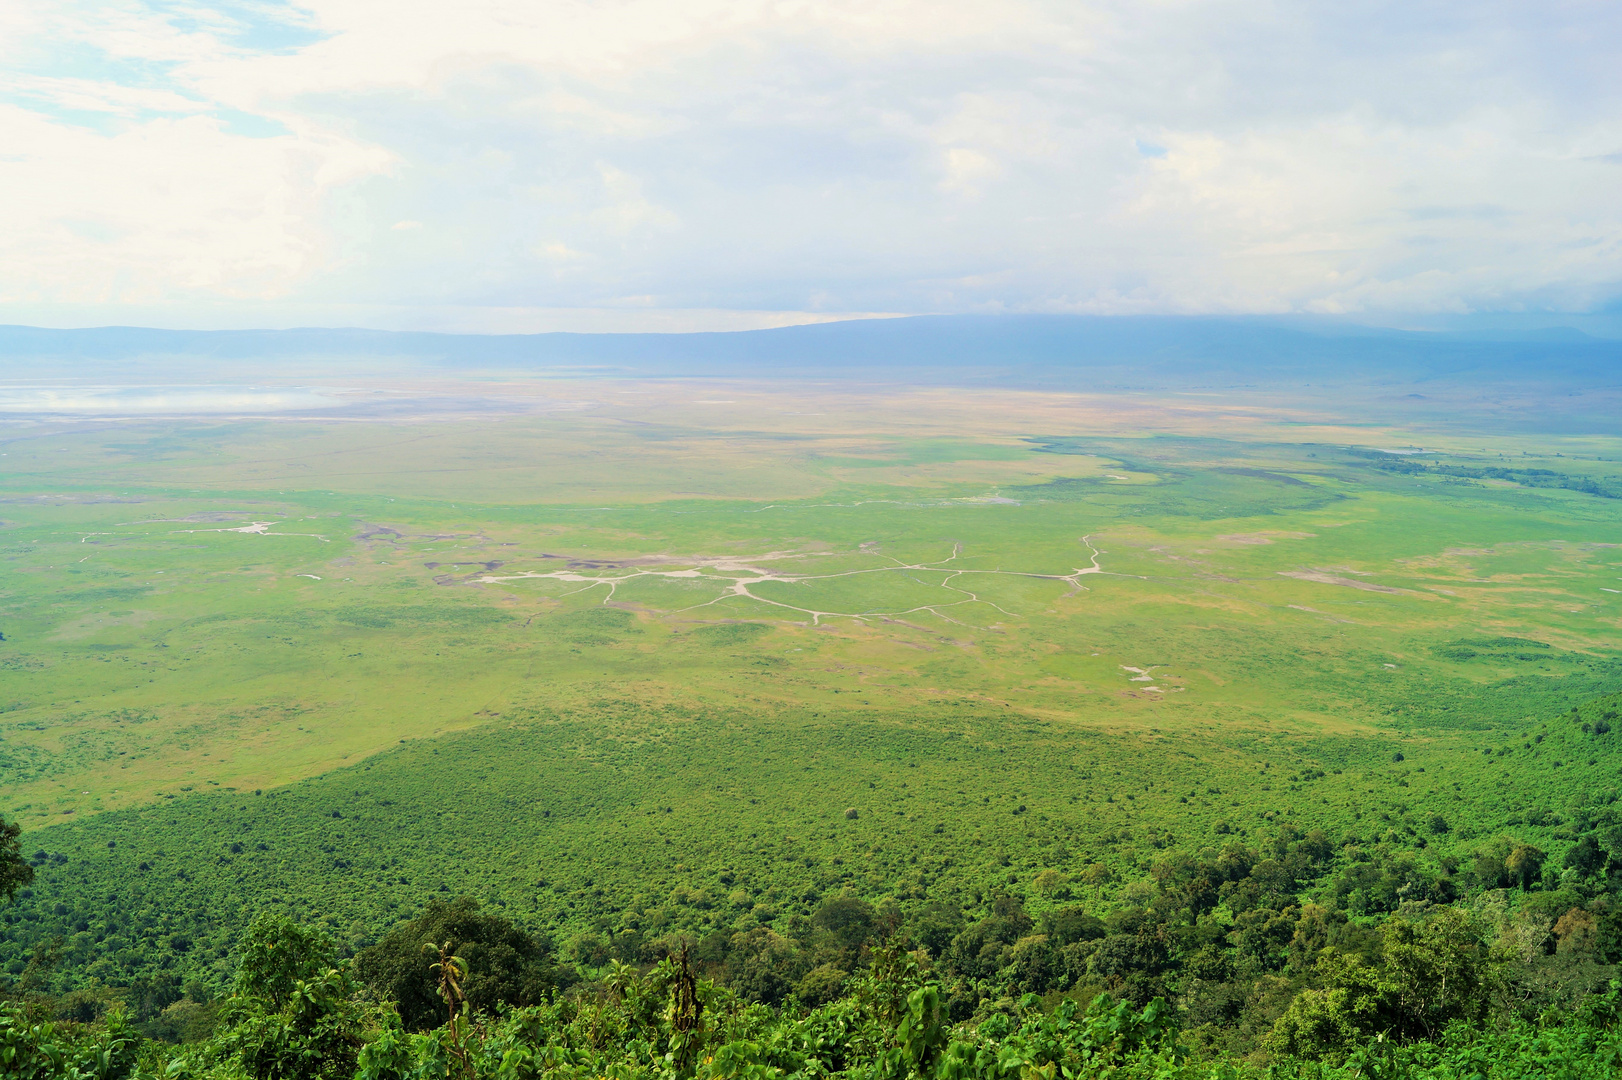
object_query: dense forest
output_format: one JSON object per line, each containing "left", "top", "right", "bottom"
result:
{"left": 8, "top": 693, "right": 1622, "bottom": 1076}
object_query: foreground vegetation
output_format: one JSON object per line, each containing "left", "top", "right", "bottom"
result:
{"left": 11, "top": 777, "right": 1622, "bottom": 1078}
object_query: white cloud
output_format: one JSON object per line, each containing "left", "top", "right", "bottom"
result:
{"left": 0, "top": 103, "right": 392, "bottom": 304}
{"left": 1, "top": 0, "right": 1618, "bottom": 329}
{"left": 0, "top": 74, "right": 208, "bottom": 116}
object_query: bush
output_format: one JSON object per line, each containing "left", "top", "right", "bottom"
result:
{"left": 795, "top": 962, "right": 848, "bottom": 1005}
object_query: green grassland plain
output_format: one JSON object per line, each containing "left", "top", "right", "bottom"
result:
{"left": 2, "top": 379, "right": 1621, "bottom": 986}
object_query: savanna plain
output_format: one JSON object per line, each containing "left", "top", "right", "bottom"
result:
{"left": 5, "top": 378, "right": 1622, "bottom": 1075}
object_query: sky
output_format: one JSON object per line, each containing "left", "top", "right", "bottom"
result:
{"left": 2, "top": 1, "right": 1620, "bottom": 333}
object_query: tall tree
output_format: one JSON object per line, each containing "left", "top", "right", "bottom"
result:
{"left": 355, "top": 896, "right": 557, "bottom": 1030}
{"left": 0, "top": 814, "right": 34, "bottom": 904}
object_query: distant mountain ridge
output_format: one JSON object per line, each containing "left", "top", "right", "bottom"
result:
{"left": 1, "top": 314, "right": 1618, "bottom": 390}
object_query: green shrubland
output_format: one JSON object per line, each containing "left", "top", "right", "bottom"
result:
{"left": 5, "top": 690, "right": 1622, "bottom": 1076}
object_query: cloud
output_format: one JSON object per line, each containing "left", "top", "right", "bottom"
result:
{"left": 2, "top": 0, "right": 1619, "bottom": 329}
{"left": 0, "top": 73, "right": 208, "bottom": 117}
